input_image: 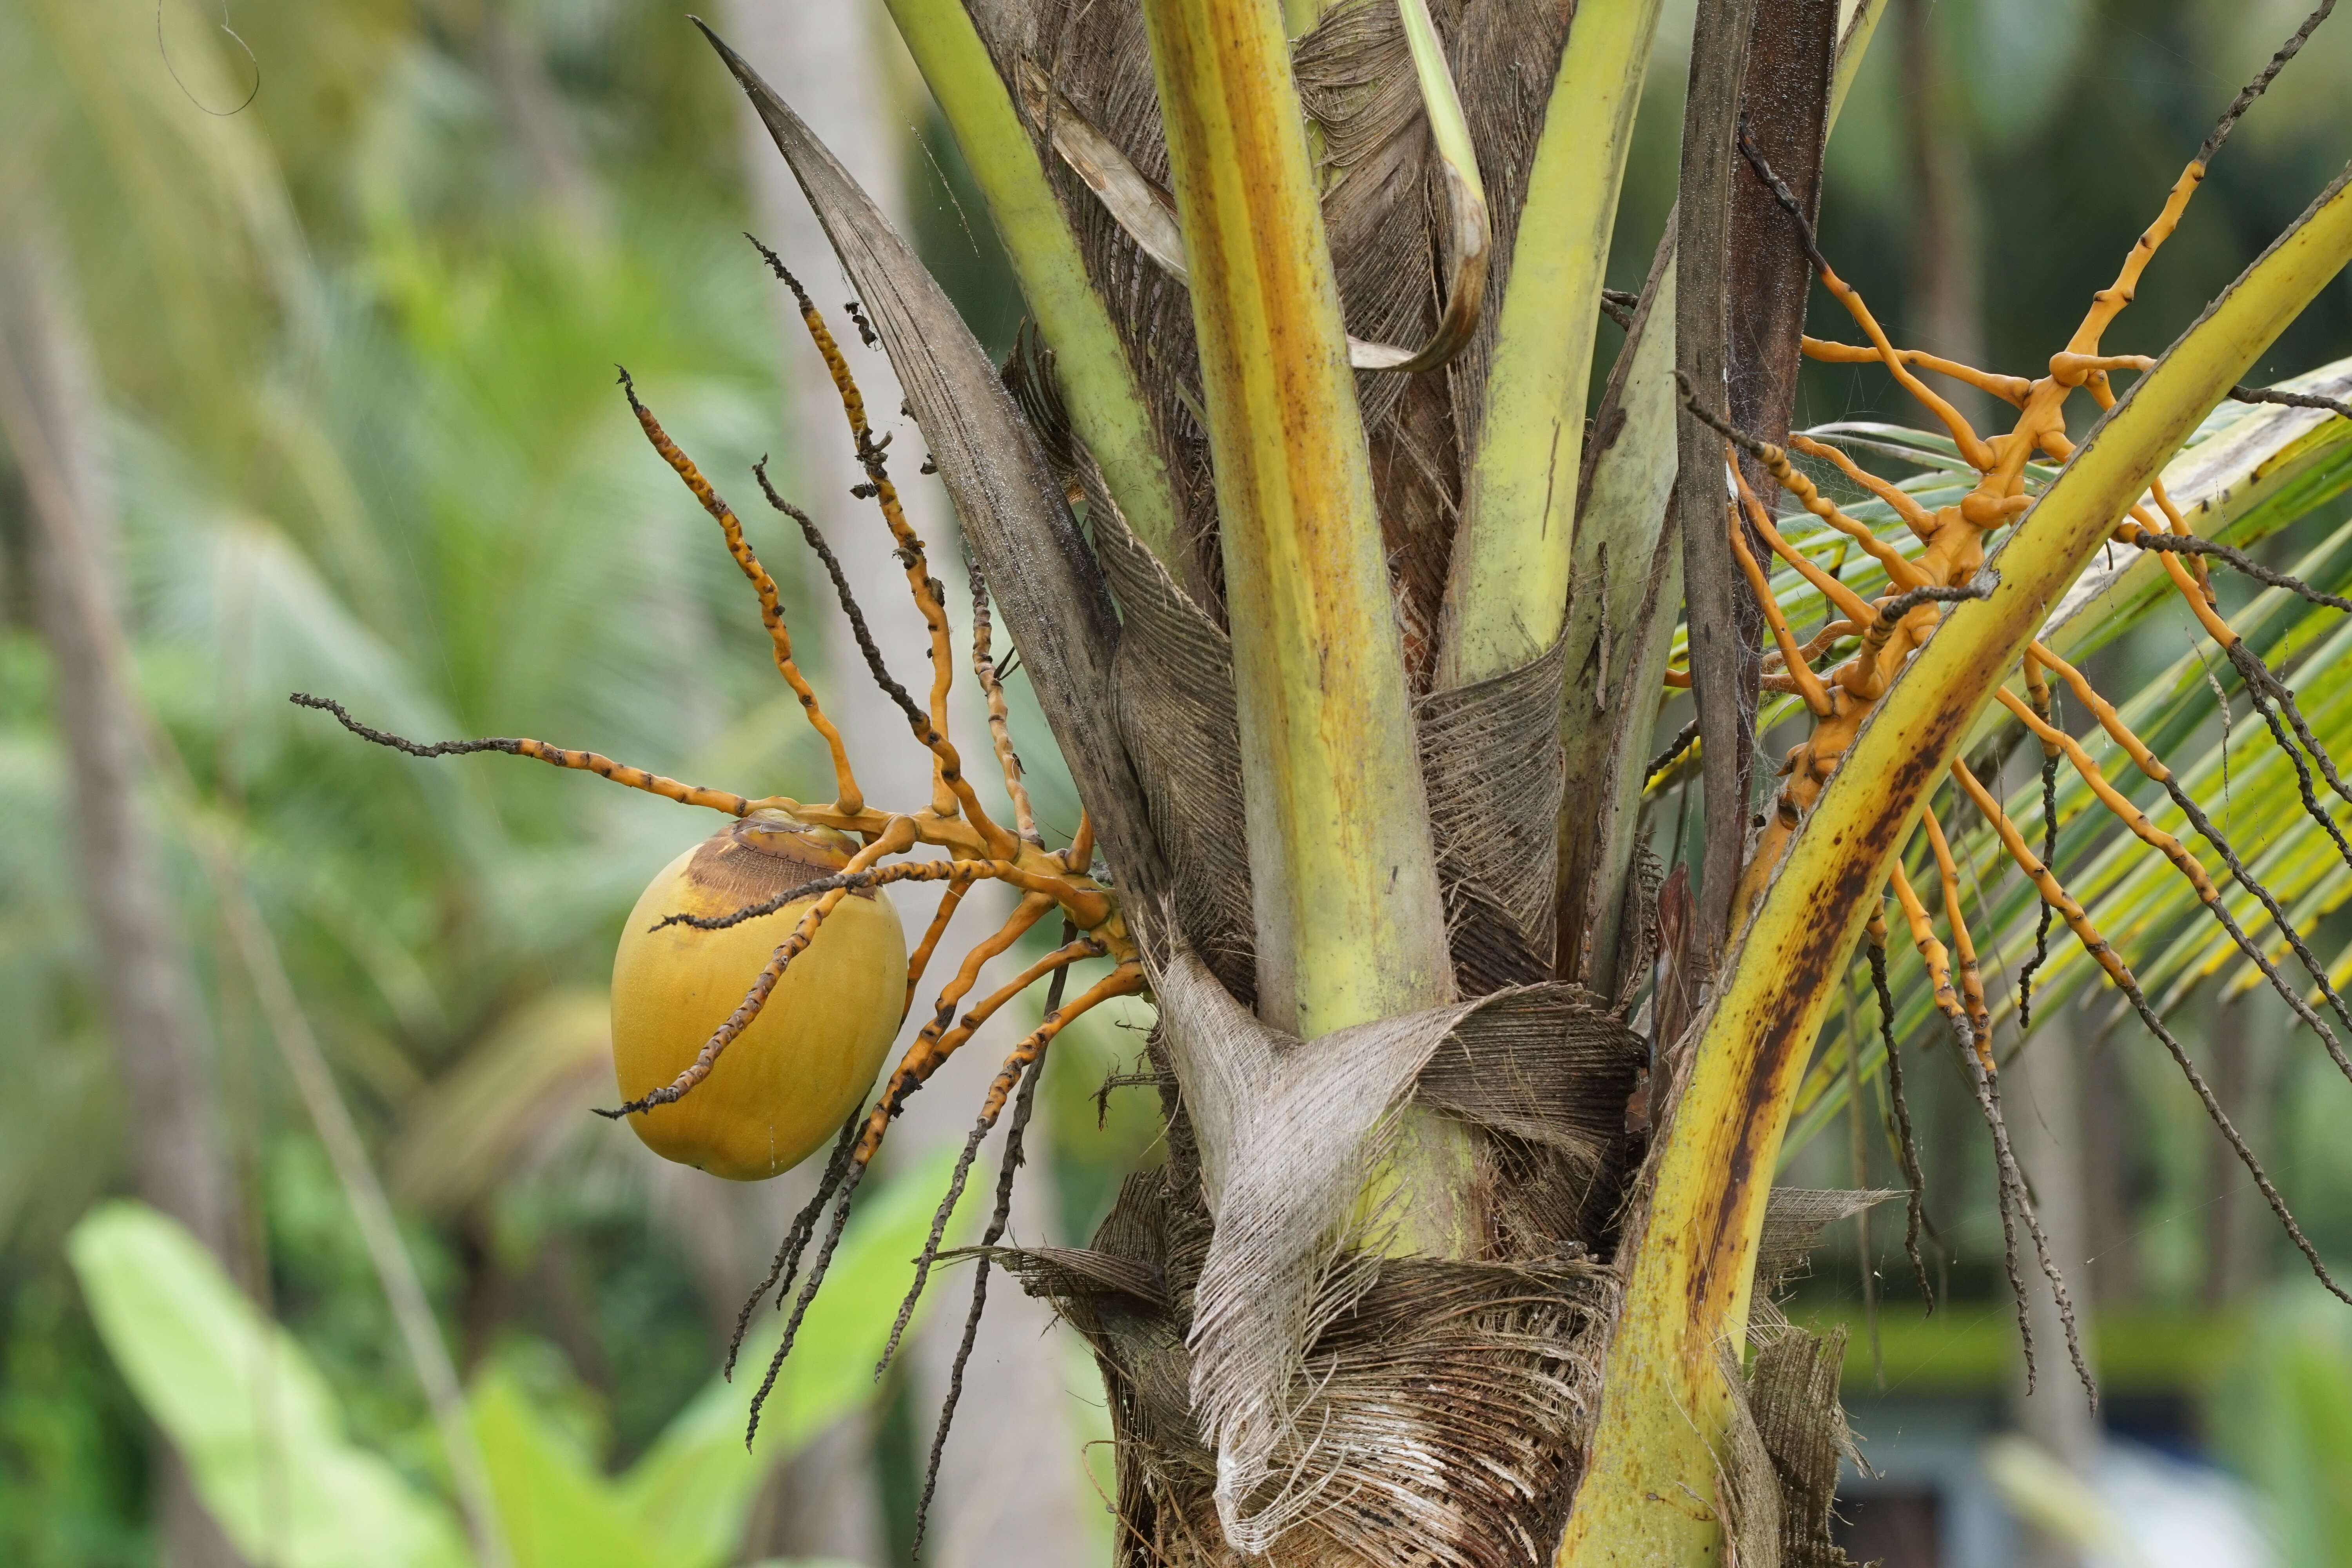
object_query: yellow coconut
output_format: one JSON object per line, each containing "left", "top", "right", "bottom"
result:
{"left": 611, "top": 813, "right": 904, "bottom": 1180}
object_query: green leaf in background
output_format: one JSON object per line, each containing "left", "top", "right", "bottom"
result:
{"left": 615, "top": 1141, "right": 981, "bottom": 1567}
{"left": 468, "top": 1368, "right": 662, "bottom": 1568}
{"left": 69, "top": 1143, "right": 980, "bottom": 1568}
{"left": 2213, "top": 1288, "right": 2352, "bottom": 1568}
{"left": 66, "top": 1200, "right": 471, "bottom": 1568}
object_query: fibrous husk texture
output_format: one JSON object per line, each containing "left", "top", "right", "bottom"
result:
{"left": 991, "top": 977, "right": 1637, "bottom": 1568}
{"left": 1420, "top": 637, "right": 1570, "bottom": 994}
{"left": 1713, "top": 1317, "right": 1864, "bottom": 1568}
{"left": 991, "top": 1029, "right": 1880, "bottom": 1568}
{"left": 1708, "top": 1192, "right": 1888, "bottom": 1568}
{"left": 1751, "top": 1187, "right": 1903, "bottom": 1307}
{"left": 1092, "top": 502, "right": 1259, "bottom": 1002}
{"left": 1148, "top": 954, "right": 1643, "bottom": 1555}
{"left": 1740, "top": 1325, "right": 1863, "bottom": 1568}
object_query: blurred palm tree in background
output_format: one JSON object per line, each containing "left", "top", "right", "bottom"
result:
{"left": 3, "top": 2, "right": 2352, "bottom": 1566}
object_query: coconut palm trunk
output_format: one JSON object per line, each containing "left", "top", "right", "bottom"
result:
{"left": 715, "top": 0, "right": 2348, "bottom": 1544}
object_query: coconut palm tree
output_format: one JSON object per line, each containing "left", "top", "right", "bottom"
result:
{"left": 270, "top": 0, "right": 2352, "bottom": 1564}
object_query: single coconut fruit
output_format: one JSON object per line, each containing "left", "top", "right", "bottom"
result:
{"left": 612, "top": 813, "right": 904, "bottom": 1180}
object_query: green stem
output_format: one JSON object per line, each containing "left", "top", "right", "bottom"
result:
{"left": 883, "top": 0, "right": 1191, "bottom": 590}
{"left": 1556, "top": 160, "right": 2352, "bottom": 1567}
{"left": 1138, "top": 0, "right": 1452, "bottom": 1045}
{"left": 1437, "top": 0, "right": 1667, "bottom": 690}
